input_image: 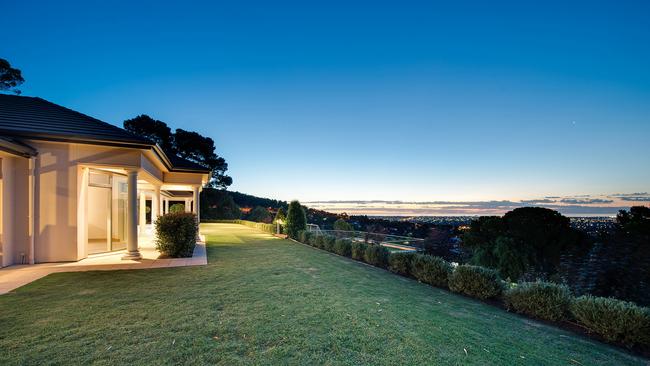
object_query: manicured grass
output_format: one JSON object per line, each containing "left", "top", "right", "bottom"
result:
{"left": 0, "top": 223, "right": 646, "bottom": 365}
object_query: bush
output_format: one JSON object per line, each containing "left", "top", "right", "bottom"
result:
{"left": 312, "top": 234, "right": 326, "bottom": 249}
{"left": 571, "top": 295, "right": 650, "bottom": 348}
{"left": 285, "top": 200, "right": 307, "bottom": 239}
{"left": 333, "top": 239, "right": 352, "bottom": 257}
{"left": 364, "top": 244, "right": 389, "bottom": 268}
{"left": 322, "top": 235, "right": 336, "bottom": 252}
{"left": 504, "top": 281, "right": 572, "bottom": 321}
{"left": 298, "top": 230, "right": 311, "bottom": 244}
{"left": 351, "top": 242, "right": 368, "bottom": 261}
{"left": 410, "top": 254, "right": 452, "bottom": 288}
{"left": 154, "top": 212, "right": 198, "bottom": 258}
{"left": 169, "top": 203, "right": 185, "bottom": 213}
{"left": 448, "top": 265, "right": 504, "bottom": 300}
{"left": 388, "top": 252, "right": 416, "bottom": 276}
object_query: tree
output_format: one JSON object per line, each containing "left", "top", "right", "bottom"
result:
{"left": 462, "top": 208, "right": 587, "bottom": 280}
{"left": 285, "top": 200, "right": 307, "bottom": 239}
{"left": 169, "top": 203, "right": 185, "bottom": 213}
{"left": 0, "top": 58, "right": 24, "bottom": 95}
{"left": 200, "top": 188, "right": 241, "bottom": 220}
{"left": 173, "top": 129, "right": 232, "bottom": 188}
{"left": 333, "top": 218, "right": 353, "bottom": 231}
{"left": 274, "top": 207, "right": 286, "bottom": 223}
{"left": 123, "top": 115, "right": 174, "bottom": 151}
{"left": 248, "top": 206, "right": 272, "bottom": 223}
{"left": 123, "top": 117, "right": 232, "bottom": 188}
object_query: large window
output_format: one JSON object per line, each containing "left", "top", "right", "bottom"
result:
{"left": 87, "top": 170, "right": 128, "bottom": 254}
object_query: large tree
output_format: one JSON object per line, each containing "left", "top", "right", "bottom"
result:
{"left": 0, "top": 58, "right": 24, "bottom": 94}
{"left": 285, "top": 200, "right": 307, "bottom": 239}
{"left": 124, "top": 116, "right": 232, "bottom": 188}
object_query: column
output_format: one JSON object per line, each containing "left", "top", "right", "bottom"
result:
{"left": 164, "top": 199, "right": 169, "bottom": 214}
{"left": 123, "top": 170, "right": 141, "bottom": 260}
{"left": 152, "top": 186, "right": 160, "bottom": 224}
{"left": 192, "top": 186, "right": 200, "bottom": 221}
{"left": 139, "top": 190, "right": 146, "bottom": 234}
{"left": 184, "top": 198, "right": 190, "bottom": 212}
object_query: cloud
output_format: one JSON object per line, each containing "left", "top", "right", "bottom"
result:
{"left": 545, "top": 196, "right": 561, "bottom": 199}
{"left": 610, "top": 192, "right": 648, "bottom": 197}
{"left": 560, "top": 198, "right": 613, "bottom": 204}
{"left": 520, "top": 199, "right": 557, "bottom": 204}
{"left": 620, "top": 197, "right": 650, "bottom": 202}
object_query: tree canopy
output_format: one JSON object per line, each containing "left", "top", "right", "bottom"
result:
{"left": 462, "top": 207, "right": 587, "bottom": 280}
{"left": 0, "top": 58, "right": 24, "bottom": 94}
{"left": 333, "top": 218, "right": 353, "bottom": 231}
{"left": 123, "top": 115, "right": 231, "bottom": 188}
{"left": 248, "top": 206, "right": 273, "bottom": 223}
{"left": 285, "top": 200, "right": 307, "bottom": 239}
{"left": 200, "top": 188, "right": 241, "bottom": 220}
{"left": 274, "top": 207, "right": 286, "bottom": 223}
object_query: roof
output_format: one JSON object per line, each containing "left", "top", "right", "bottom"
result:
{"left": 0, "top": 136, "right": 37, "bottom": 157}
{"left": 0, "top": 94, "right": 152, "bottom": 148}
{"left": 0, "top": 94, "right": 211, "bottom": 174}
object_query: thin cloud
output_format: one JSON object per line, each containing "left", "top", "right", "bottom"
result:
{"left": 560, "top": 198, "right": 613, "bottom": 204}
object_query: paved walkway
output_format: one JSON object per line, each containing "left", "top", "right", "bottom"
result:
{"left": 0, "top": 235, "right": 207, "bottom": 295}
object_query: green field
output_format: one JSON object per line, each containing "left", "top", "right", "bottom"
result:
{"left": 0, "top": 223, "right": 645, "bottom": 365}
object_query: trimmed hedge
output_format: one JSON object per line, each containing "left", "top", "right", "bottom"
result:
{"left": 364, "top": 244, "right": 389, "bottom": 268}
{"left": 388, "top": 252, "right": 416, "bottom": 276}
{"left": 504, "top": 281, "right": 572, "bottom": 321}
{"left": 449, "top": 265, "right": 504, "bottom": 300}
{"left": 208, "top": 219, "right": 277, "bottom": 234}
{"left": 571, "top": 295, "right": 650, "bottom": 348}
{"left": 313, "top": 234, "right": 326, "bottom": 249}
{"left": 351, "top": 242, "right": 368, "bottom": 261}
{"left": 411, "top": 254, "right": 452, "bottom": 288}
{"left": 323, "top": 235, "right": 336, "bottom": 252}
{"left": 154, "top": 212, "right": 198, "bottom": 258}
{"left": 333, "top": 238, "right": 352, "bottom": 257}
{"left": 298, "top": 230, "right": 313, "bottom": 244}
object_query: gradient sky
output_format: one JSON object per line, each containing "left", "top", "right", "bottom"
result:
{"left": 3, "top": 1, "right": 650, "bottom": 214}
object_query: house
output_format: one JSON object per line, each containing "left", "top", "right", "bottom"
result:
{"left": 0, "top": 94, "right": 210, "bottom": 267}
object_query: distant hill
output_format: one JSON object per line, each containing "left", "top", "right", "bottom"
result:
{"left": 227, "top": 191, "right": 288, "bottom": 210}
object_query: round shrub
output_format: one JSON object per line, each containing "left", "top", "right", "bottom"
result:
{"left": 169, "top": 203, "right": 185, "bottom": 213}
{"left": 448, "top": 265, "right": 504, "bottom": 300}
{"left": 364, "top": 244, "right": 389, "bottom": 268}
{"left": 333, "top": 239, "right": 353, "bottom": 257}
{"left": 154, "top": 212, "right": 198, "bottom": 258}
{"left": 322, "top": 235, "right": 336, "bottom": 252}
{"left": 411, "top": 254, "right": 452, "bottom": 288}
{"left": 504, "top": 281, "right": 572, "bottom": 321}
{"left": 351, "top": 242, "right": 368, "bottom": 261}
{"left": 388, "top": 252, "right": 416, "bottom": 276}
{"left": 571, "top": 295, "right": 650, "bottom": 348}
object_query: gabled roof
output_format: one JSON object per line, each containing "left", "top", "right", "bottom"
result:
{"left": 0, "top": 94, "right": 211, "bottom": 174}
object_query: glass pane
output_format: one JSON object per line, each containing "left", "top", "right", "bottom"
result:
{"left": 87, "top": 185, "right": 110, "bottom": 254}
{"left": 111, "top": 176, "right": 128, "bottom": 251}
{"left": 89, "top": 171, "right": 111, "bottom": 187}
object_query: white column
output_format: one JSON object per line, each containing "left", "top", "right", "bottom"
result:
{"left": 164, "top": 199, "right": 169, "bottom": 214}
{"left": 184, "top": 198, "right": 190, "bottom": 212}
{"left": 192, "top": 186, "right": 200, "bottom": 219}
{"left": 152, "top": 186, "right": 160, "bottom": 224}
{"left": 123, "top": 170, "right": 141, "bottom": 260}
{"left": 139, "top": 190, "right": 146, "bottom": 233}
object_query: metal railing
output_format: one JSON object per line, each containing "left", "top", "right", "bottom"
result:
{"left": 308, "top": 229, "right": 425, "bottom": 251}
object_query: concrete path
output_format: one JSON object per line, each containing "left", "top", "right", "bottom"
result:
{"left": 0, "top": 237, "right": 207, "bottom": 295}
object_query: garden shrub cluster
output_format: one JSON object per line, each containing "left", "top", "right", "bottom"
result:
{"left": 504, "top": 281, "right": 572, "bottom": 321}
{"left": 154, "top": 212, "right": 198, "bottom": 258}
{"left": 448, "top": 265, "right": 504, "bottom": 300}
{"left": 411, "top": 254, "right": 452, "bottom": 288}
{"left": 388, "top": 252, "right": 415, "bottom": 276}
{"left": 571, "top": 295, "right": 650, "bottom": 348}
{"left": 255, "top": 224, "right": 650, "bottom": 350}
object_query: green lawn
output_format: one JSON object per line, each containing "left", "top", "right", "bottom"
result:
{"left": 0, "top": 223, "right": 646, "bottom": 365}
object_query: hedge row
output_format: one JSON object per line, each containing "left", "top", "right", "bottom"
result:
{"left": 205, "top": 219, "right": 277, "bottom": 234}
{"left": 294, "top": 230, "right": 650, "bottom": 350}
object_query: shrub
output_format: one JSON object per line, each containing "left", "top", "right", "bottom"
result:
{"left": 285, "top": 200, "right": 307, "bottom": 239}
{"left": 504, "top": 281, "right": 572, "bottom": 321}
{"left": 169, "top": 203, "right": 185, "bottom": 213}
{"left": 333, "top": 238, "right": 352, "bottom": 257}
{"left": 322, "top": 235, "right": 336, "bottom": 252}
{"left": 154, "top": 212, "right": 198, "bottom": 258}
{"left": 351, "top": 242, "right": 368, "bottom": 261}
{"left": 313, "top": 235, "right": 326, "bottom": 249}
{"left": 448, "top": 265, "right": 504, "bottom": 300}
{"left": 411, "top": 254, "right": 452, "bottom": 288}
{"left": 388, "top": 252, "right": 416, "bottom": 276}
{"left": 364, "top": 244, "right": 389, "bottom": 268}
{"left": 571, "top": 295, "right": 650, "bottom": 348}
{"left": 298, "top": 230, "right": 311, "bottom": 244}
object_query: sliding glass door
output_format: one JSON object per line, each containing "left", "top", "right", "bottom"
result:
{"left": 87, "top": 170, "right": 129, "bottom": 255}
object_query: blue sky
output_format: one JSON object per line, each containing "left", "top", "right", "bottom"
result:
{"left": 3, "top": 1, "right": 650, "bottom": 214}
